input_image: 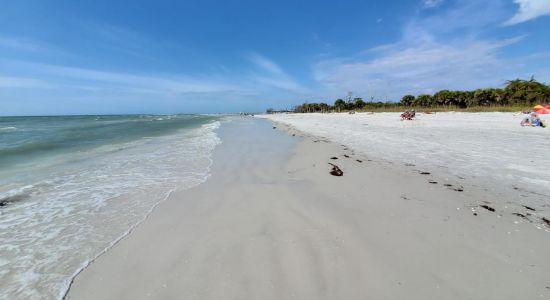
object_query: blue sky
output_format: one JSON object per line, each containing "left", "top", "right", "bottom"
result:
{"left": 1, "top": 0, "right": 550, "bottom": 115}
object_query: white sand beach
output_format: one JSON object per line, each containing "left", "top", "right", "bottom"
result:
{"left": 262, "top": 112, "right": 550, "bottom": 205}
{"left": 4, "top": 1, "right": 550, "bottom": 298}
{"left": 66, "top": 116, "right": 550, "bottom": 300}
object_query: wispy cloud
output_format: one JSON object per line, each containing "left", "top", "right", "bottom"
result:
{"left": 314, "top": 37, "right": 524, "bottom": 98}
{"left": 0, "top": 76, "right": 53, "bottom": 88}
{"left": 248, "top": 53, "right": 286, "bottom": 76}
{"left": 0, "top": 36, "right": 48, "bottom": 52}
{"left": 78, "top": 21, "right": 172, "bottom": 58}
{"left": 1, "top": 52, "right": 311, "bottom": 105}
{"left": 246, "top": 53, "right": 308, "bottom": 93}
{"left": 504, "top": 0, "right": 550, "bottom": 25}
{"left": 1, "top": 59, "right": 241, "bottom": 95}
{"left": 312, "top": 0, "right": 541, "bottom": 100}
{"left": 407, "top": 0, "right": 507, "bottom": 37}
{"left": 423, "top": 0, "right": 444, "bottom": 9}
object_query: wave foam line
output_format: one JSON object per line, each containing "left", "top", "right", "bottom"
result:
{"left": 58, "top": 123, "right": 220, "bottom": 300}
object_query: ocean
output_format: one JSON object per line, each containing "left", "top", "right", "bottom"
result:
{"left": 0, "top": 114, "right": 222, "bottom": 299}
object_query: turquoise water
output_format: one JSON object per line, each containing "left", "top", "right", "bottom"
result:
{"left": 0, "top": 115, "right": 216, "bottom": 172}
{"left": 0, "top": 114, "right": 222, "bottom": 299}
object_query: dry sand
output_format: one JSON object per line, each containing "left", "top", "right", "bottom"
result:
{"left": 261, "top": 112, "right": 550, "bottom": 202}
{"left": 66, "top": 117, "right": 550, "bottom": 300}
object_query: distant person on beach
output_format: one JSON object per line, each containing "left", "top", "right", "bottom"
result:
{"left": 401, "top": 109, "right": 416, "bottom": 120}
{"left": 521, "top": 113, "right": 545, "bottom": 127}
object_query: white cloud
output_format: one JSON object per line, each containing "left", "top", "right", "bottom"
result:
{"left": 409, "top": 0, "right": 507, "bottom": 37}
{"left": 307, "top": 0, "right": 550, "bottom": 101}
{"left": 1, "top": 53, "right": 309, "bottom": 102}
{"left": 0, "top": 76, "right": 53, "bottom": 88}
{"left": 504, "top": 0, "right": 550, "bottom": 25}
{"left": 247, "top": 53, "right": 307, "bottom": 93}
{"left": 248, "top": 53, "right": 286, "bottom": 76}
{"left": 0, "top": 36, "right": 44, "bottom": 52}
{"left": 423, "top": 0, "right": 444, "bottom": 8}
{"left": 0, "top": 60, "right": 241, "bottom": 95}
{"left": 311, "top": 0, "right": 537, "bottom": 101}
{"left": 314, "top": 37, "right": 524, "bottom": 99}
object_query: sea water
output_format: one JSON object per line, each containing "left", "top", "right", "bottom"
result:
{"left": 0, "top": 114, "right": 222, "bottom": 299}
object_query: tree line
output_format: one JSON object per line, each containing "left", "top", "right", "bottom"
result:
{"left": 288, "top": 78, "right": 550, "bottom": 113}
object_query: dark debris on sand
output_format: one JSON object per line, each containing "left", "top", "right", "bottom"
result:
{"left": 328, "top": 163, "right": 344, "bottom": 176}
{"left": 452, "top": 186, "right": 464, "bottom": 192}
{"left": 512, "top": 213, "right": 527, "bottom": 219}
{"left": 523, "top": 205, "right": 536, "bottom": 211}
{"left": 480, "top": 205, "right": 495, "bottom": 212}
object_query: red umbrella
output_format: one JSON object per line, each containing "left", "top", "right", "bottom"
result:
{"left": 533, "top": 105, "right": 549, "bottom": 114}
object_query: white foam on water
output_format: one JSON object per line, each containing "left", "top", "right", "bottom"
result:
{"left": 0, "top": 121, "right": 222, "bottom": 299}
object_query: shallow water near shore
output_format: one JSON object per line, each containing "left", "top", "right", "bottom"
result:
{"left": 0, "top": 114, "right": 222, "bottom": 299}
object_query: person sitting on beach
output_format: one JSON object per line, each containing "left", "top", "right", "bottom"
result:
{"left": 401, "top": 110, "right": 415, "bottom": 120}
{"left": 521, "top": 113, "right": 543, "bottom": 127}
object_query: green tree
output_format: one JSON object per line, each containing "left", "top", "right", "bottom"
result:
{"left": 334, "top": 99, "right": 346, "bottom": 111}
{"left": 318, "top": 102, "right": 330, "bottom": 112}
{"left": 353, "top": 97, "right": 366, "bottom": 109}
{"left": 473, "top": 88, "right": 503, "bottom": 106}
{"left": 454, "top": 91, "right": 474, "bottom": 108}
{"left": 433, "top": 90, "right": 452, "bottom": 106}
{"left": 400, "top": 95, "right": 415, "bottom": 106}
{"left": 504, "top": 78, "right": 550, "bottom": 105}
{"left": 416, "top": 94, "right": 433, "bottom": 107}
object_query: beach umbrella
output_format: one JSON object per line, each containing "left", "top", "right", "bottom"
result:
{"left": 533, "top": 105, "right": 549, "bottom": 114}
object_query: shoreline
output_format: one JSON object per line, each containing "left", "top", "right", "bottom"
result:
{"left": 67, "top": 117, "right": 550, "bottom": 299}
{"left": 0, "top": 116, "right": 221, "bottom": 300}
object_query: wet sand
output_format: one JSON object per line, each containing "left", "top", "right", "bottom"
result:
{"left": 67, "top": 117, "right": 550, "bottom": 300}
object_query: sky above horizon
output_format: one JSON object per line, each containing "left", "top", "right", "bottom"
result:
{"left": 1, "top": 0, "right": 550, "bottom": 115}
